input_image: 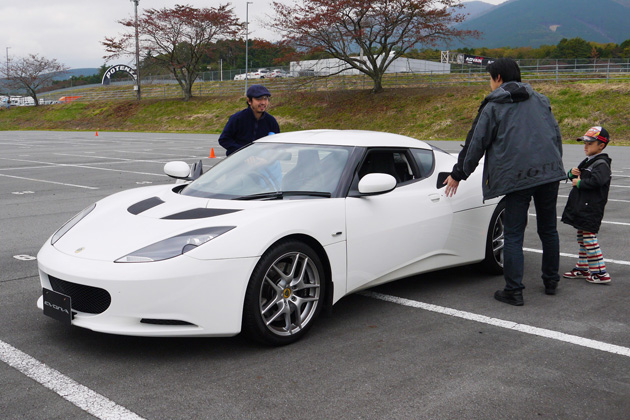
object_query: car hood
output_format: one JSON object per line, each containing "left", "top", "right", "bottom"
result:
{"left": 50, "top": 184, "right": 344, "bottom": 262}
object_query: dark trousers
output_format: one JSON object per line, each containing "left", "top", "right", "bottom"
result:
{"left": 503, "top": 182, "right": 560, "bottom": 291}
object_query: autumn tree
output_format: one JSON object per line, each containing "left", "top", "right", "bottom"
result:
{"left": 271, "top": 0, "right": 476, "bottom": 93}
{"left": 103, "top": 4, "right": 241, "bottom": 101}
{"left": 2, "top": 54, "right": 68, "bottom": 106}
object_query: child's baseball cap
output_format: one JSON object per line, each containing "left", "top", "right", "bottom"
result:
{"left": 577, "top": 126, "right": 609, "bottom": 144}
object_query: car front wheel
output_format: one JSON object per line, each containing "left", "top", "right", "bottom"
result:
{"left": 242, "top": 240, "right": 325, "bottom": 346}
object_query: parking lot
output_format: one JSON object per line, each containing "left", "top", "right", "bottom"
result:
{"left": 1, "top": 130, "right": 629, "bottom": 420}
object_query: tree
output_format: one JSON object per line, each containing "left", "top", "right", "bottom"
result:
{"left": 103, "top": 4, "right": 241, "bottom": 101}
{"left": 271, "top": 0, "right": 476, "bottom": 93}
{"left": 2, "top": 54, "right": 68, "bottom": 106}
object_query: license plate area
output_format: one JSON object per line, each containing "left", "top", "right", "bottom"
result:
{"left": 43, "top": 288, "right": 73, "bottom": 324}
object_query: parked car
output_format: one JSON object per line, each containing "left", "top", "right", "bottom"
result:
{"left": 249, "top": 68, "right": 270, "bottom": 79}
{"left": 233, "top": 73, "right": 247, "bottom": 80}
{"left": 37, "top": 130, "right": 505, "bottom": 346}
{"left": 268, "top": 69, "right": 294, "bottom": 78}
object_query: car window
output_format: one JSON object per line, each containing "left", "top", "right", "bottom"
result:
{"left": 181, "top": 143, "right": 352, "bottom": 199}
{"left": 410, "top": 148, "right": 435, "bottom": 179}
{"left": 356, "top": 149, "right": 415, "bottom": 184}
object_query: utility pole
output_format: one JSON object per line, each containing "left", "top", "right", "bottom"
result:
{"left": 245, "top": 1, "right": 253, "bottom": 94}
{"left": 5, "top": 47, "right": 9, "bottom": 76}
{"left": 131, "top": 0, "right": 141, "bottom": 100}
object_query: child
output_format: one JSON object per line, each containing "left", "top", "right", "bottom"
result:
{"left": 561, "top": 126, "right": 612, "bottom": 284}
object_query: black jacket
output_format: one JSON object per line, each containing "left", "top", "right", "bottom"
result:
{"left": 451, "top": 82, "right": 565, "bottom": 199}
{"left": 219, "top": 107, "right": 280, "bottom": 155}
{"left": 561, "top": 153, "right": 612, "bottom": 233}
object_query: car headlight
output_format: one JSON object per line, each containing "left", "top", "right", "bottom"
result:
{"left": 115, "top": 226, "right": 235, "bottom": 263}
{"left": 51, "top": 203, "right": 97, "bottom": 245}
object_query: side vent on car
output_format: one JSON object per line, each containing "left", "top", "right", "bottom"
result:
{"left": 161, "top": 208, "right": 240, "bottom": 220}
{"left": 128, "top": 197, "right": 165, "bottom": 215}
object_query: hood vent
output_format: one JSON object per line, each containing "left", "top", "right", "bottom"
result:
{"left": 161, "top": 208, "right": 240, "bottom": 220}
{"left": 128, "top": 197, "right": 165, "bottom": 215}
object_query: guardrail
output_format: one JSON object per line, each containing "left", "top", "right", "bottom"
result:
{"left": 36, "top": 60, "right": 630, "bottom": 104}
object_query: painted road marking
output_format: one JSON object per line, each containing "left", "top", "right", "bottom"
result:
{"left": 559, "top": 195, "right": 630, "bottom": 203}
{"left": 0, "top": 340, "right": 146, "bottom": 420}
{"left": 0, "top": 174, "right": 98, "bottom": 190}
{"left": 528, "top": 213, "right": 630, "bottom": 227}
{"left": 524, "top": 247, "right": 630, "bottom": 266}
{"left": 362, "top": 292, "right": 630, "bottom": 358}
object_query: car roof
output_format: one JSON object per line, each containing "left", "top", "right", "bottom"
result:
{"left": 255, "top": 129, "right": 433, "bottom": 149}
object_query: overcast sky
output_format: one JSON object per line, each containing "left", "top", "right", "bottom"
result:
{"left": 1, "top": 0, "right": 508, "bottom": 69}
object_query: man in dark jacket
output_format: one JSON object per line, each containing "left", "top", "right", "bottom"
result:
{"left": 444, "top": 58, "right": 565, "bottom": 306}
{"left": 219, "top": 84, "right": 280, "bottom": 156}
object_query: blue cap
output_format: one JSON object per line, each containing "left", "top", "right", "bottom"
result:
{"left": 246, "top": 84, "right": 271, "bottom": 98}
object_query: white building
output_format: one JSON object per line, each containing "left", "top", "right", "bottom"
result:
{"left": 290, "top": 56, "right": 450, "bottom": 77}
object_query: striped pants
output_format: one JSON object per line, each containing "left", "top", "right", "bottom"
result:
{"left": 575, "top": 230, "right": 607, "bottom": 274}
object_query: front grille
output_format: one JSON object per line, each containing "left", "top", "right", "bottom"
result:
{"left": 48, "top": 275, "right": 111, "bottom": 314}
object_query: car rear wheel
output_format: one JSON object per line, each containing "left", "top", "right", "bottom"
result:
{"left": 482, "top": 200, "right": 505, "bottom": 274}
{"left": 242, "top": 240, "right": 325, "bottom": 346}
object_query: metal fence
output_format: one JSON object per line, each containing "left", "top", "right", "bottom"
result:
{"left": 37, "top": 59, "right": 630, "bottom": 104}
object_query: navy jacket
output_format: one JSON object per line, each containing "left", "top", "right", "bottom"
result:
{"left": 561, "top": 153, "right": 612, "bottom": 233}
{"left": 219, "top": 107, "right": 280, "bottom": 155}
{"left": 450, "top": 82, "right": 565, "bottom": 200}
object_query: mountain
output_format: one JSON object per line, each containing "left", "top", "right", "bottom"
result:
{"left": 448, "top": 0, "right": 630, "bottom": 49}
{"left": 458, "top": 1, "right": 496, "bottom": 20}
{"left": 53, "top": 68, "right": 99, "bottom": 81}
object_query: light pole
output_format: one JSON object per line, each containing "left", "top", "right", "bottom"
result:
{"left": 5, "top": 47, "right": 10, "bottom": 76}
{"left": 245, "top": 1, "right": 253, "bottom": 94}
{"left": 5, "top": 47, "right": 10, "bottom": 97}
{"left": 131, "top": 0, "right": 141, "bottom": 100}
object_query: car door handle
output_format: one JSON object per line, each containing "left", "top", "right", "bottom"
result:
{"left": 429, "top": 193, "right": 440, "bottom": 202}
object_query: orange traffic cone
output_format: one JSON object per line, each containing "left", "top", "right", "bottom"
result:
{"left": 209, "top": 148, "right": 216, "bottom": 158}
{"left": 95, "top": 131, "right": 98, "bottom": 136}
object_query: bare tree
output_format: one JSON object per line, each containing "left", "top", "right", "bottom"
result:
{"left": 3, "top": 54, "right": 68, "bottom": 106}
{"left": 103, "top": 4, "right": 242, "bottom": 101}
{"left": 271, "top": 0, "right": 477, "bottom": 93}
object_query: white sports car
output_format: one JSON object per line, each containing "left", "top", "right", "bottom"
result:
{"left": 37, "top": 130, "right": 505, "bottom": 345}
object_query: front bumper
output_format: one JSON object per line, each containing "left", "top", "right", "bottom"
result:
{"left": 36, "top": 243, "right": 259, "bottom": 337}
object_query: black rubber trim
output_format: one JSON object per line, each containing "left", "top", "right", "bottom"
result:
{"left": 161, "top": 208, "right": 240, "bottom": 220}
{"left": 127, "top": 197, "right": 165, "bottom": 215}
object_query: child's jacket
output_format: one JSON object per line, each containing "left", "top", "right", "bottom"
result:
{"left": 561, "top": 153, "right": 612, "bottom": 233}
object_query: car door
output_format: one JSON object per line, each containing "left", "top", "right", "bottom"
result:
{"left": 345, "top": 148, "right": 453, "bottom": 293}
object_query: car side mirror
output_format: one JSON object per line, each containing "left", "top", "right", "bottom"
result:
{"left": 164, "top": 161, "right": 191, "bottom": 179}
{"left": 358, "top": 173, "right": 397, "bottom": 196}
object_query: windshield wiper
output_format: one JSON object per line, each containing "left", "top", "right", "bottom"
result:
{"left": 233, "top": 191, "right": 332, "bottom": 200}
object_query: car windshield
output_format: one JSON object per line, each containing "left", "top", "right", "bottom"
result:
{"left": 181, "top": 142, "right": 352, "bottom": 199}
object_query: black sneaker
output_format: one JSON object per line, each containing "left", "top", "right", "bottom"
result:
{"left": 494, "top": 289, "right": 524, "bottom": 306}
{"left": 543, "top": 280, "right": 558, "bottom": 295}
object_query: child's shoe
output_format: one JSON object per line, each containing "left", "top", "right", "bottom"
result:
{"left": 563, "top": 268, "right": 590, "bottom": 279}
{"left": 586, "top": 272, "right": 611, "bottom": 284}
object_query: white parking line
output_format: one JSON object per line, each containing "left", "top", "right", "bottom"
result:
{"left": 0, "top": 340, "right": 146, "bottom": 420}
{"left": 559, "top": 194, "right": 630, "bottom": 203}
{"left": 528, "top": 213, "right": 630, "bottom": 227}
{"left": 524, "top": 248, "right": 630, "bottom": 266}
{"left": 0, "top": 174, "right": 99, "bottom": 190}
{"left": 362, "top": 291, "right": 630, "bottom": 358}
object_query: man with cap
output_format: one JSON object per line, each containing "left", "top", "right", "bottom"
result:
{"left": 561, "top": 126, "right": 613, "bottom": 284}
{"left": 219, "top": 84, "right": 280, "bottom": 156}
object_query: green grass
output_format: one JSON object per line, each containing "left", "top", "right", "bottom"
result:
{"left": 2, "top": 82, "right": 629, "bottom": 145}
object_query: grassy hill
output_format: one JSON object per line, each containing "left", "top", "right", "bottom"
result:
{"left": 1, "top": 82, "right": 629, "bottom": 145}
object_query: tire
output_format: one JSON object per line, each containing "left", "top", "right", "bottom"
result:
{"left": 242, "top": 240, "right": 325, "bottom": 346}
{"left": 481, "top": 199, "right": 505, "bottom": 274}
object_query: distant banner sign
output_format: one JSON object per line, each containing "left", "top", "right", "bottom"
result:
{"left": 457, "top": 54, "right": 495, "bottom": 66}
{"left": 102, "top": 64, "right": 137, "bottom": 85}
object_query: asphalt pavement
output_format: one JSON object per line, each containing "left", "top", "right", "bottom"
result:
{"left": 1, "top": 131, "right": 629, "bottom": 420}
